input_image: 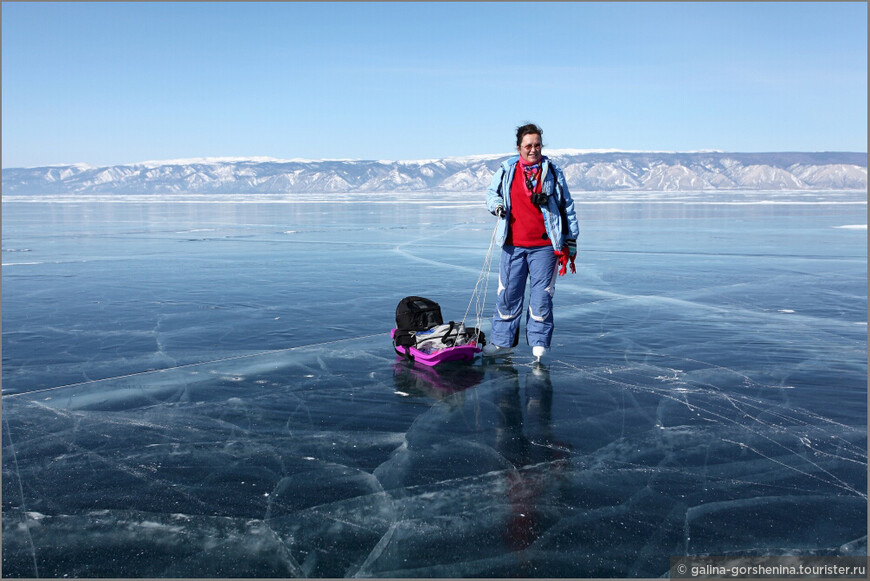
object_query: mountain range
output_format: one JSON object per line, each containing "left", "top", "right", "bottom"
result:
{"left": 2, "top": 151, "right": 866, "bottom": 196}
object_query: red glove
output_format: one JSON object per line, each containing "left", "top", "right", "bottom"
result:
{"left": 555, "top": 248, "right": 576, "bottom": 276}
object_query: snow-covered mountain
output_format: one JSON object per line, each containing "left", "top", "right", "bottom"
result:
{"left": 2, "top": 151, "right": 866, "bottom": 196}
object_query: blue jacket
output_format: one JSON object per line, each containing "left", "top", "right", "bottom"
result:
{"left": 486, "top": 155, "right": 579, "bottom": 250}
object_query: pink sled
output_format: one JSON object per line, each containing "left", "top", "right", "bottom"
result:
{"left": 391, "top": 328, "right": 482, "bottom": 366}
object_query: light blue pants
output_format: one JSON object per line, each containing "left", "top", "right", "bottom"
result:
{"left": 491, "top": 245, "right": 558, "bottom": 348}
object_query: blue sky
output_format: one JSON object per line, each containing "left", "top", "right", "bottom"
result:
{"left": 2, "top": 1, "right": 866, "bottom": 167}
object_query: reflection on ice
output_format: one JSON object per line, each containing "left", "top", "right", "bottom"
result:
{"left": 3, "top": 333, "right": 866, "bottom": 577}
{"left": 392, "top": 360, "right": 485, "bottom": 398}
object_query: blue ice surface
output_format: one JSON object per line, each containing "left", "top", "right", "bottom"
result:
{"left": 2, "top": 191, "right": 867, "bottom": 577}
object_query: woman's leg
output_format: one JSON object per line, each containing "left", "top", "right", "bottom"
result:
{"left": 525, "top": 245, "right": 558, "bottom": 348}
{"left": 491, "top": 245, "right": 528, "bottom": 348}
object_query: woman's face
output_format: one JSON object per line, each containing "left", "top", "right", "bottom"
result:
{"left": 518, "top": 133, "right": 543, "bottom": 164}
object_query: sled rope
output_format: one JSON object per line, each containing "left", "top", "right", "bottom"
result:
{"left": 461, "top": 221, "right": 499, "bottom": 335}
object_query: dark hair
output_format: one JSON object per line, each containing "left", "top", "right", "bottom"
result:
{"left": 516, "top": 123, "right": 544, "bottom": 147}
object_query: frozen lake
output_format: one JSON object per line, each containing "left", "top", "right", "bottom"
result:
{"left": 2, "top": 193, "right": 867, "bottom": 577}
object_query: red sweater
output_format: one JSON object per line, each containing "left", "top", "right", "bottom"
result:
{"left": 506, "top": 162, "right": 549, "bottom": 247}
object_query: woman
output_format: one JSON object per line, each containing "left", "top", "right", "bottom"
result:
{"left": 483, "top": 123, "right": 579, "bottom": 361}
